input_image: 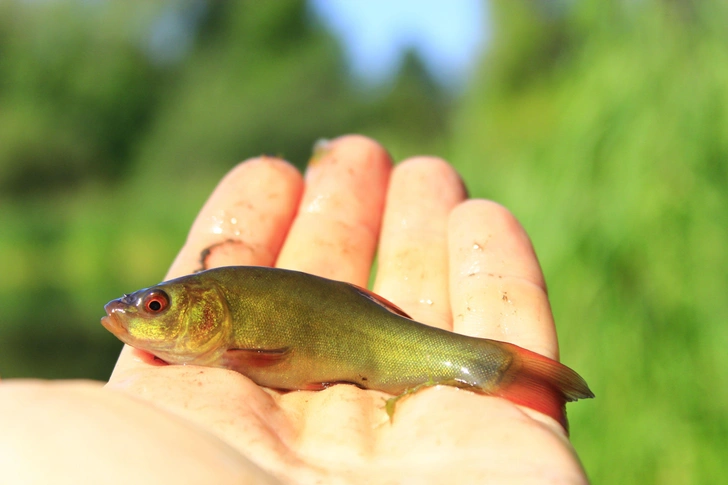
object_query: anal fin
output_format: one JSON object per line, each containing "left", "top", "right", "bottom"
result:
{"left": 302, "top": 381, "right": 356, "bottom": 391}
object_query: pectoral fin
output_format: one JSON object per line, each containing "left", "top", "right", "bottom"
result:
{"left": 223, "top": 347, "right": 291, "bottom": 368}
{"left": 350, "top": 284, "right": 413, "bottom": 319}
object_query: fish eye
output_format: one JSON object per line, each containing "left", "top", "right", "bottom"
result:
{"left": 143, "top": 291, "right": 169, "bottom": 314}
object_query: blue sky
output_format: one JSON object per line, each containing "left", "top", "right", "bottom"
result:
{"left": 309, "top": 0, "right": 489, "bottom": 88}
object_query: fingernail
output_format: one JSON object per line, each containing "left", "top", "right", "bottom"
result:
{"left": 308, "top": 138, "right": 332, "bottom": 169}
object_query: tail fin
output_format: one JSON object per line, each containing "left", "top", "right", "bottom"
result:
{"left": 493, "top": 342, "right": 594, "bottom": 431}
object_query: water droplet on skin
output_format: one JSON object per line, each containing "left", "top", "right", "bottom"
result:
{"left": 209, "top": 211, "right": 239, "bottom": 237}
{"left": 467, "top": 260, "right": 480, "bottom": 276}
{"left": 210, "top": 214, "right": 225, "bottom": 235}
{"left": 473, "top": 243, "right": 482, "bottom": 250}
{"left": 419, "top": 298, "right": 433, "bottom": 306}
{"left": 305, "top": 194, "right": 329, "bottom": 213}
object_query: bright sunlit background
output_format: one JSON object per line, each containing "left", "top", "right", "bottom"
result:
{"left": 310, "top": 0, "right": 487, "bottom": 87}
{"left": 1, "top": 1, "right": 726, "bottom": 483}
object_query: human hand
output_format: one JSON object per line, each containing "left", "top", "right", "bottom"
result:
{"left": 103, "top": 135, "right": 588, "bottom": 484}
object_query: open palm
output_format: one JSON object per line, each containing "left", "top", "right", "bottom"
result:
{"left": 103, "top": 136, "right": 588, "bottom": 484}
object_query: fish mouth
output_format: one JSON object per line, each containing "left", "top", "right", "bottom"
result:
{"left": 101, "top": 300, "right": 128, "bottom": 339}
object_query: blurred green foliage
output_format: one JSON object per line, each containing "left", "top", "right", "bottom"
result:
{"left": 455, "top": 1, "right": 728, "bottom": 483}
{"left": 1, "top": 0, "right": 726, "bottom": 483}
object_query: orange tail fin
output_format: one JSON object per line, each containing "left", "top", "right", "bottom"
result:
{"left": 493, "top": 342, "right": 594, "bottom": 431}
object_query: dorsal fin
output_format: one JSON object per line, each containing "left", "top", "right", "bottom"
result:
{"left": 350, "top": 284, "right": 413, "bottom": 319}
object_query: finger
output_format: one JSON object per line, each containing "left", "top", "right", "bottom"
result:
{"left": 373, "top": 157, "right": 467, "bottom": 329}
{"left": 448, "top": 200, "right": 558, "bottom": 359}
{"left": 167, "top": 156, "right": 304, "bottom": 279}
{"left": 275, "top": 135, "right": 391, "bottom": 286}
{"left": 110, "top": 157, "right": 303, "bottom": 380}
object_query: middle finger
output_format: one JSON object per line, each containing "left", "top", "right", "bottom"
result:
{"left": 373, "top": 157, "right": 467, "bottom": 329}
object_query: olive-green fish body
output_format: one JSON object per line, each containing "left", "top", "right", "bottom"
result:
{"left": 102, "top": 266, "right": 594, "bottom": 427}
{"left": 211, "top": 267, "right": 512, "bottom": 393}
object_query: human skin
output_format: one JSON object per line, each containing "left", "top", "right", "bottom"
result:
{"left": 0, "top": 135, "right": 589, "bottom": 484}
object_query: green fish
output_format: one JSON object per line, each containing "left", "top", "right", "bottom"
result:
{"left": 102, "top": 266, "right": 593, "bottom": 427}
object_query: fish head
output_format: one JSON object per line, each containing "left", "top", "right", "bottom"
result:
{"left": 102, "top": 276, "right": 231, "bottom": 365}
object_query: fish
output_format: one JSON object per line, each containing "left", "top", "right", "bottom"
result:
{"left": 102, "top": 266, "right": 594, "bottom": 427}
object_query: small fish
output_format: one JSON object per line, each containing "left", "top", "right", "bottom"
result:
{"left": 102, "top": 266, "right": 593, "bottom": 427}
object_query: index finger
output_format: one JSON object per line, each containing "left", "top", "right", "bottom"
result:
{"left": 167, "top": 157, "right": 304, "bottom": 279}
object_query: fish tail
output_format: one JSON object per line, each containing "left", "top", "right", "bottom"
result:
{"left": 492, "top": 342, "right": 594, "bottom": 431}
